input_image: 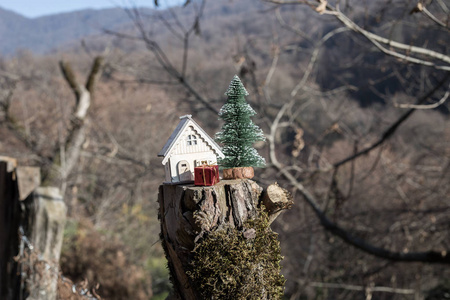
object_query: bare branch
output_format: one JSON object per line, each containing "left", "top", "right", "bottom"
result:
{"left": 59, "top": 61, "right": 82, "bottom": 102}
{"left": 333, "top": 12, "right": 450, "bottom": 70}
{"left": 297, "top": 280, "right": 416, "bottom": 295}
{"left": 0, "top": 76, "right": 45, "bottom": 157}
{"left": 264, "top": 44, "right": 280, "bottom": 87}
{"left": 291, "top": 27, "right": 350, "bottom": 98}
{"left": 333, "top": 74, "right": 450, "bottom": 168}
{"left": 181, "top": 0, "right": 206, "bottom": 77}
{"left": 395, "top": 84, "right": 449, "bottom": 109}
{"left": 85, "top": 56, "right": 104, "bottom": 94}
{"left": 436, "top": 0, "right": 449, "bottom": 14}
{"left": 46, "top": 57, "right": 104, "bottom": 187}
{"left": 268, "top": 92, "right": 450, "bottom": 264}
{"left": 262, "top": 42, "right": 281, "bottom": 105}
{"left": 422, "top": 7, "right": 448, "bottom": 28}
{"left": 265, "top": 0, "right": 450, "bottom": 70}
{"left": 302, "top": 84, "right": 358, "bottom": 96}
{"left": 274, "top": 8, "right": 314, "bottom": 44}
{"left": 158, "top": 14, "right": 185, "bottom": 40}
{"left": 262, "top": 0, "right": 317, "bottom": 6}
{"left": 167, "top": 5, "right": 188, "bottom": 35}
{"left": 117, "top": 4, "right": 218, "bottom": 114}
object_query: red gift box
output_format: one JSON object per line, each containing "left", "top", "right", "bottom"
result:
{"left": 194, "top": 165, "right": 220, "bottom": 186}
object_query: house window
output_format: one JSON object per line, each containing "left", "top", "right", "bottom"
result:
{"left": 196, "top": 160, "right": 209, "bottom": 166}
{"left": 187, "top": 135, "right": 197, "bottom": 146}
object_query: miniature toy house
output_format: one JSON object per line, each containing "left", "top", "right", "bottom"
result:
{"left": 158, "top": 115, "right": 224, "bottom": 184}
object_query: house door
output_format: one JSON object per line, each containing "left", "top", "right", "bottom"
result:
{"left": 177, "top": 160, "right": 192, "bottom": 181}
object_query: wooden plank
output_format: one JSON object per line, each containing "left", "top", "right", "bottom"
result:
{"left": 16, "top": 167, "right": 41, "bottom": 201}
{"left": 0, "top": 156, "right": 17, "bottom": 173}
{"left": 0, "top": 160, "right": 20, "bottom": 300}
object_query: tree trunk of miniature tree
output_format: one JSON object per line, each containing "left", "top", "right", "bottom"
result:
{"left": 158, "top": 180, "right": 292, "bottom": 299}
{"left": 222, "top": 166, "right": 254, "bottom": 180}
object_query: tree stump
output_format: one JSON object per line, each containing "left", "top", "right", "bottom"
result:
{"left": 158, "top": 179, "right": 292, "bottom": 299}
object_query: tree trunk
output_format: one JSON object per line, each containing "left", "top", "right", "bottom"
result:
{"left": 158, "top": 179, "right": 292, "bottom": 299}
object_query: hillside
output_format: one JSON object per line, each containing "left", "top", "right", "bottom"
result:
{"left": 0, "top": 6, "right": 134, "bottom": 54}
{"left": 1, "top": 1, "right": 278, "bottom": 55}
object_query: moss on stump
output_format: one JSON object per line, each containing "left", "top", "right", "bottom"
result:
{"left": 186, "top": 210, "right": 285, "bottom": 299}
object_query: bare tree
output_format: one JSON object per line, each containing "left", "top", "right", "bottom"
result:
{"left": 53, "top": 57, "right": 104, "bottom": 191}
{"left": 0, "top": 55, "right": 104, "bottom": 193}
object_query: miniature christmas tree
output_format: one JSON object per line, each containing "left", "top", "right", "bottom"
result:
{"left": 215, "top": 75, "right": 266, "bottom": 169}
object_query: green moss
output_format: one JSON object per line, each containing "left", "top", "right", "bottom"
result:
{"left": 186, "top": 210, "right": 285, "bottom": 299}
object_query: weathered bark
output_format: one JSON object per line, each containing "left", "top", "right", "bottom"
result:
{"left": 158, "top": 179, "right": 292, "bottom": 299}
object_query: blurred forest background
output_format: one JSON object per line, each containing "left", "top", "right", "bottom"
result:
{"left": 0, "top": 0, "right": 449, "bottom": 299}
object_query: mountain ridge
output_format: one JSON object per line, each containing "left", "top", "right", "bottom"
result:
{"left": 0, "top": 6, "right": 142, "bottom": 55}
{"left": 0, "top": 0, "right": 265, "bottom": 55}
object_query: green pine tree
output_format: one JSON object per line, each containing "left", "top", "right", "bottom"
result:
{"left": 215, "top": 75, "right": 266, "bottom": 168}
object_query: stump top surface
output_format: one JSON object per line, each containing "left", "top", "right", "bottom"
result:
{"left": 172, "top": 179, "right": 253, "bottom": 191}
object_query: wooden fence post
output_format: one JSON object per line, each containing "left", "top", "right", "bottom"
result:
{"left": 0, "top": 158, "right": 20, "bottom": 300}
{"left": 27, "top": 187, "right": 67, "bottom": 300}
{"left": 0, "top": 157, "right": 67, "bottom": 300}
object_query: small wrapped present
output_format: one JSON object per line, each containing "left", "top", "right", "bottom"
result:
{"left": 194, "top": 165, "right": 220, "bottom": 186}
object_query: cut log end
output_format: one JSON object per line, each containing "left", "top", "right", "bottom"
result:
{"left": 262, "top": 182, "right": 294, "bottom": 224}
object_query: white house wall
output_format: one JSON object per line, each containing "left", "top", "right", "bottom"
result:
{"left": 168, "top": 152, "right": 219, "bottom": 183}
{"left": 171, "top": 125, "right": 214, "bottom": 156}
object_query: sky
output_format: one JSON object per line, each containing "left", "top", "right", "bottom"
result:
{"left": 0, "top": 0, "right": 183, "bottom": 18}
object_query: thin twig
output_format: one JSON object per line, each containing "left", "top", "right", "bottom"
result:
{"left": 117, "top": 4, "right": 218, "bottom": 114}
{"left": 422, "top": 7, "right": 448, "bottom": 28}
{"left": 297, "top": 279, "right": 416, "bottom": 295}
{"left": 436, "top": 0, "right": 449, "bottom": 14}
{"left": 291, "top": 27, "right": 350, "bottom": 98}
{"left": 333, "top": 74, "right": 449, "bottom": 168}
